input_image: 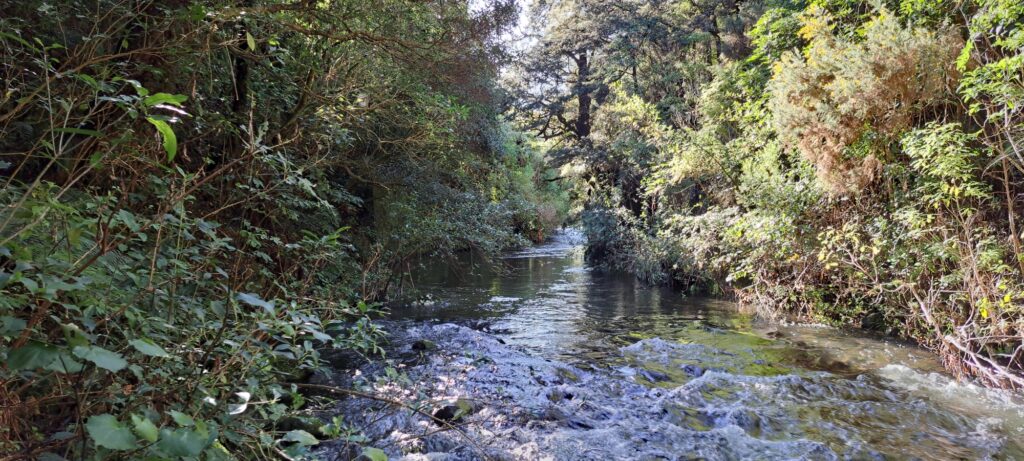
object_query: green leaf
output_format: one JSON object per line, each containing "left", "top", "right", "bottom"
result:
{"left": 125, "top": 79, "right": 149, "bottom": 97}
{"left": 61, "top": 323, "right": 89, "bottom": 348}
{"left": 361, "top": 447, "right": 388, "bottom": 461}
{"left": 246, "top": 31, "right": 256, "bottom": 51}
{"left": 157, "top": 428, "right": 207, "bottom": 457}
{"left": 20, "top": 277, "right": 38, "bottom": 293}
{"left": 53, "top": 127, "right": 103, "bottom": 137}
{"left": 7, "top": 341, "right": 60, "bottom": 370}
{"left": 957, "top": 40, "right": 973, "bottom": 73}
{"left": 45, "top": 353, "right": 84, "bottom": 374}
{"left": 89, "top": 151, "right": 105, "bottom": 168}
{"left": 142, "top": 92, "right": 187, "bottom": 108}
{"left": 189, "top": 4, "right": 207, "bottom": 21}
{"left": 76, "top": 73, "right": 99, "bottom": 89}
{"left": 237, "top": 292, "right": 275, "bottom": 313}
{"left": 131, "top": 414, "right": 159, "bottom": 442}
{"left": 6, "top": 341, "right": 79, "bottom": 372}
{"left": 0, "top": 316, "right": 27, "bottom": 337}
{"left": 281, "top": 430, "right": 318, "bottom": 446}
{"left": 0, "top": 31, "right": 34, "bottom": 49}
{"left": 146, "top": 117, "right": 178, "bottom": 162}
{"left": 86, "top": 414, "right": 137, "bottom": 450}
{"left": 130, "top": 338, "right": 170, "bottom": 358}
{"left": 169, "top": 410, "right": 195, "bottom": 427}
{"left": 73, "top": 345, "right": 127, "bottom": 372}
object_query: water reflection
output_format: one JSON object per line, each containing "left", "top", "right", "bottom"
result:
{"left": 396, "top": 232, "right": 739, "bottom": 363}
{"left": 389, "top": 229, "right": 1024, "bottom": 458}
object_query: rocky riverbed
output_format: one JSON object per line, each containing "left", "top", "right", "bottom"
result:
{"left": 300, "top": 230, "right": 1024, "bottom": 460}
{"left": 309, "top": 323, "right": 1022, "bottom": 460}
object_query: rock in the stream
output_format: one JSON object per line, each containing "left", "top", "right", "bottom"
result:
{"left": 639, "top": 368, "right": 672, "bottom": 383}
{"left": 467, "top": 320, "right": 492, "bottom": 332}
{"left": 681, "top": 364, "right": 705, "bottom": 377}
{"left": 546, "top": 389, "right": 575, "bottom": 403}
{"left": 432, "top": 399, "right": 476, "bottom": 425}
{"left": 314, "top": 323, "right": 839, "bottom": 461}
{"left": 411, "top": 339, "right": 437, "bottom": 351}
{"left": 552, "top": 367, "right": 580, "bottom": 384}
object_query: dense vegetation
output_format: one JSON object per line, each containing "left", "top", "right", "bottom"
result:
{"left": 511, "top": 0, "right": 1023, "bottom": 389}
{"left": 0, "top": 0, "right": 568, "bottom": 458}
{"left": 2, "top": 0, "right": 1022, "bottom": 458}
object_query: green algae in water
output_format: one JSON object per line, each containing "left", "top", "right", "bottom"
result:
{"left": 621, "top": 323, "right": 794, "bottom": 388}
{"left": 554, "top": 366, "right": 580, "bottom": 383}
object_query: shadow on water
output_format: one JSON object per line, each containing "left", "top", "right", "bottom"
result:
{"left": 380, "top": 229, "right": 1024, "bottom": 459}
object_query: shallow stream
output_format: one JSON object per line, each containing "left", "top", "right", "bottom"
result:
{"left": 315, "top": 230, "right": 1024, "bottom": 460}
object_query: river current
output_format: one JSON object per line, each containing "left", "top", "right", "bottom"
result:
{"left": 314, "top": 229, "right": 1024, "bottom": 460}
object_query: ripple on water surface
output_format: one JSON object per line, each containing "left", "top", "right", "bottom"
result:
{"left": 623, "top": 337, "right": 1024, "bottom": 459}
{"left": 358, "top": 229, "right": 1024, "bottom": 460}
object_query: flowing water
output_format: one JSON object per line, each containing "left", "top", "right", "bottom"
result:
{"left": 315, "top": 230, "right": 1024, "bottom": 460}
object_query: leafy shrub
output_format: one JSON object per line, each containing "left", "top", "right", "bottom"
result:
{"left": 771, "top": 8, "right": 962, "bottom": 193}
{"left": 555, "top": 0, "right": 1024, "bottom": 389}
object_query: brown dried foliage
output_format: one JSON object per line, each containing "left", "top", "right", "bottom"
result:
{"left": 771, "top": 13, "right": 962, "bottom": 193}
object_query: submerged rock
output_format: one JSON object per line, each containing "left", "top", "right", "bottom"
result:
{"left": 681, "top": 364, "right": 705, "bottom": 377}
{"left": 309, "top": 323, "right": 1024, "bottom": 461}
{"left": 639, "top": 368, "right": 671, "bottom": 383}
{"left": 313, "top": 324, "right": 841, "bottom": 461}
{"left": 466, "top": 320, "right": 493, "bottom": 332}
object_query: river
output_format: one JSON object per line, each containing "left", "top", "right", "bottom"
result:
{"left": 314, "top": 229, "right": 1024, "bottom": 460}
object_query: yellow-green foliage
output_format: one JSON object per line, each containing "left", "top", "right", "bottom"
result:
{"left": 559, "top": 0, "right": 1024, "bottom": 388}
{"left": 771, "top": 8, "right": 961, "bottom": 193}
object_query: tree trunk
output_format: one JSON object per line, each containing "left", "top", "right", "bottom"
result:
{"left": 575, "top": 50, "right": 592, "bottom": 139}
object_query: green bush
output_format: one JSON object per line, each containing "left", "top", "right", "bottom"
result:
{"left": 559, "top": 0, "right": 1024, "bottom": 388}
